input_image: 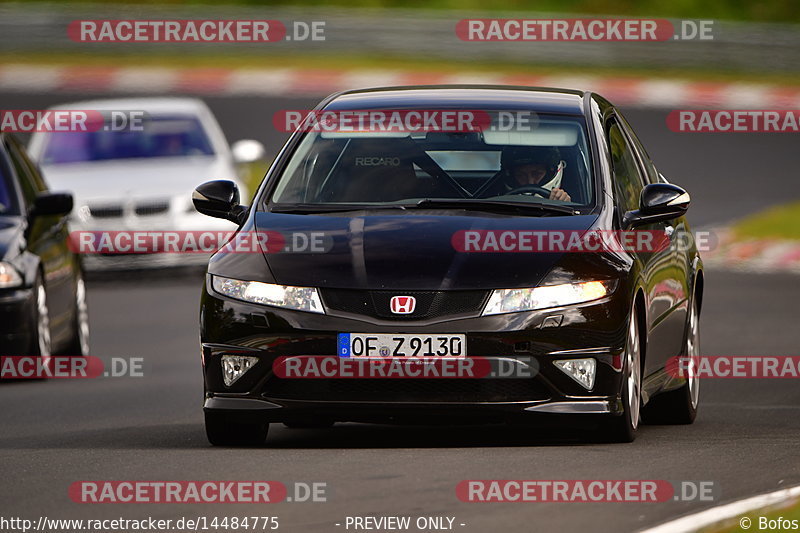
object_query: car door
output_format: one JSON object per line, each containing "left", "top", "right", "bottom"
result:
{"left": 4, "top": 136, "right": 76, "bottom": 348}
{"left": 605, "top": 115, "right": 682, "bottom": 378}
{"left": 617, "top": 114, "right": 689, "bottom": 363}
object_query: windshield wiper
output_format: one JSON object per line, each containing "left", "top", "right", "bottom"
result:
{"left": 269, "top": 204, "right": 408, "bottom": 214}
{"left": 411, "top": 199, "right": 579, "bottom": 215}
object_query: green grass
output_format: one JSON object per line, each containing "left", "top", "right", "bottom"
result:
{"left": 240, "top": 160, "right": 269, "bottom": 198}
{"left": 731, "top": 201, "right": 800, "bottom": 241}
{"left": 3, "top": 51, "right": 800, "bottom": 86}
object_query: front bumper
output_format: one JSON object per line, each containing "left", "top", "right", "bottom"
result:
{"left": 200, "top": 278, "right": 630, "bottom": 423}
{"left": 202, "top": 396, "right": 617, "bottom": 426}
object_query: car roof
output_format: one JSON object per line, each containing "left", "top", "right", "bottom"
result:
{"left": 323, "top": 85, "right": 589, "bottom": 115}
{"left": 45, "top": 97, "right": 210, "bottom": 114}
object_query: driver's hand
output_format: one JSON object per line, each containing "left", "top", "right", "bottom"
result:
{"left": 549, "top": 188, "right": 571, "bottom": 202}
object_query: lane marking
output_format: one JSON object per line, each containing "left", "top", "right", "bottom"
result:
{"left": 639, "top": 483, "right": 800, "bottom": 533}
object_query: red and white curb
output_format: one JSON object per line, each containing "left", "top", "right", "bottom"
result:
{"left": 1, "top": 63, "right": 800, "bottom": 108}
{"left": 639, "top": 483, "right": 800, "bottom": 533}
{"left": 703, "top": 228, "right": 800, "bottom": 274}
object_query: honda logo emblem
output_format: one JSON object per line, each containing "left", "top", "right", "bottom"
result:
{"left": 390, "top": 296, "right": 416, "bottom": 314}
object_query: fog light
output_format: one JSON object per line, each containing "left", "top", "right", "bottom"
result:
{"left": 554, "top": 358, "right": 596, "bottom": 390}
{"left": 221, "top": 355, "right": 258, "bottom": 387}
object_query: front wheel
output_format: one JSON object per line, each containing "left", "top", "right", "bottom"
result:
{"left": 205, "top": 412, "right": 269, "bottom": 446}
{"left": 61, "top": 274, "right": 90, "bottom": 356}
{"left": 30, "top": 274, "right": 51, "bottom": 358}
{"left": 598, "top": 306, "right": 642, "bottom": 443}
{"left": 643, "top": 297, "right": 700, "bottom": 424}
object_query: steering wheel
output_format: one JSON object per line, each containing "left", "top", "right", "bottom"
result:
{"left": 505, "top": 184, "right": 552, "bottom": 197}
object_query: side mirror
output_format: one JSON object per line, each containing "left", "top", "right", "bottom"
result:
{"left": 231, "top": 139, "right": 266, "bottom": 164}
{"left": 192, "top": 180, "right": 246, "bottom": 223}
{"left": 33, "top": 192, "right": 73, "bottom": 217}
{"left": 623, "top": 183, "right": 690, "bottom": 229}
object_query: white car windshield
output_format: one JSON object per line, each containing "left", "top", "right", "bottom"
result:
{"left": 40, "top": 115, "right": 215, "bottom": 164}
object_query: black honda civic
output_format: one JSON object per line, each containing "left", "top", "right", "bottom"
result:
{"left": 195, "top": 86, "right": 703, "bottom": 445}
{"left": 0, "top": 133, "right": 89, "bottom": 362}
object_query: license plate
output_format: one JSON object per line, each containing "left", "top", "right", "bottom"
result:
{"left": 338, "top": 334, "right": 466, "bottom": 358}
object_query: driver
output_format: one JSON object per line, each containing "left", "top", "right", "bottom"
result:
{"left": 490, "top": 146, "right": 571, "bottom": 202}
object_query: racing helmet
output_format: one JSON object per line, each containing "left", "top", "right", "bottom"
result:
{"left": 501, "top": 146, "right": 565, "bottom": 190}
{"left": 501, "top": 145, "right": 560, "bottom": 176}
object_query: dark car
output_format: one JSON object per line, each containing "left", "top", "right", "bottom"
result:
{"left": 195, "top": 86, "right": 703, "bottom": 445}
{"left": 0, "top": 134, "right": 89, "bottom": 364}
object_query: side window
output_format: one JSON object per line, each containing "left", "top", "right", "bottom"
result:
{"left": 9, "top": 136, "right": 48, "bottom": 191}
{"left": 617, "top": 114, "right": 659, "bottom": 184}
{"left": 5, "top": 137, "right": 45, "bottom": 210}
{"left": 606, "top": 119, "right": 646, "bottom": 213}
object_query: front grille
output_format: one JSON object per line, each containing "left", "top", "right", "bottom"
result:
{"left": 134, "top": 200, "right": 170, "bottom": 216}
{"left": 321, "top": 289, "right": 488, "bottom": 320}
{"left": 88, "top": 205, "right": 123, "bottom": 218}
{"left": 265, "top": 377, "right": 548, "bottom": 403}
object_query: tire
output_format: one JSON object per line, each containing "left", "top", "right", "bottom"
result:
{"left": 598, "top": 306, "right": 642, "bottom": 443}
{"left": 30, "top": 274, "right": 51, "bottom": 358}
{"left": 642, "top": 297, "right": 700, "bottom": 425}
{"left": 205, "top": 412, "right": 269, "bottom": 446}
{"left": 61, "top": 274, "right": 90, "bottom": 356}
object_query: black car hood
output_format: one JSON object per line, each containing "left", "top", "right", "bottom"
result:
{"left": 253, "top": 210, "right": 611, "bottom": 290}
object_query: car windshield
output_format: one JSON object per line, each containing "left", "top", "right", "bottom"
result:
{"left": 40, "top": 115, "right": 215, "bottom": 165}
{"left": 268, "top": 112, "right": 594, "bottom": 211}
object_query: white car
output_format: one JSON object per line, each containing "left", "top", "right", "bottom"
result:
{"left": 27, "top": 97, "right": 264, "bottom": 270}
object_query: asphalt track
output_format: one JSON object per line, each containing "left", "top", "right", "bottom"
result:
{"left": 1, "top": 89, "right": 799, "bottom": 533}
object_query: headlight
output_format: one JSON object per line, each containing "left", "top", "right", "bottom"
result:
{"left": 482, "top": 280, "right": 611, "bottom": 316}
{"left": 0, "top": 262, "right": 22, "bottom": 289}
{"left": 211, "top": 275, "right": 325, "bottom": 314}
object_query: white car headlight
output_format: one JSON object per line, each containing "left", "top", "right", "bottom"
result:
{"left": 0, "top": 262, "right": 23, "bottom": 289}
{"left": 482, "top": 280, "right": 611, "bottom": 316}
{"left": 211, "top": 275, "right": 325, "bottom": 314}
